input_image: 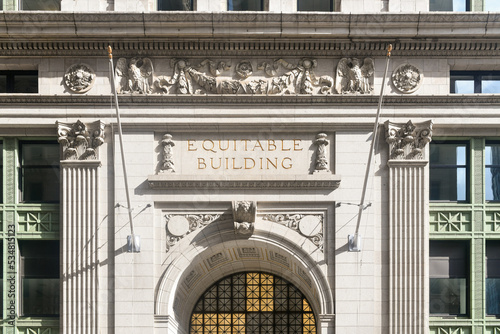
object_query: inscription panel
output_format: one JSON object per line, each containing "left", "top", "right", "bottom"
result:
{"left": 168, "top": 133, "right": 327, "bottom": 175}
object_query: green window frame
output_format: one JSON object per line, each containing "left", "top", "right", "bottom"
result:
{"left": 429, "top": 141, "right": 470, "bottom": 202}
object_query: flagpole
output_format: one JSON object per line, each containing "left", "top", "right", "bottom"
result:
{"left": 108, "top": 46, "right": 137, "bottom": 251}
{"left": 350, "top": 44, "right": 393, "bottom": 251}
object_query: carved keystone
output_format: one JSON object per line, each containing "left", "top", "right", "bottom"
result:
{"left": 232, "top": 201, "right": 256, "bottom": 235}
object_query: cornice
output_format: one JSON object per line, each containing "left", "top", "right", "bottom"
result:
{"left": 1, "top": 94, "right": 500, "bottom": 106}
{"left": 0, "top": 13, "right": 499, "bottom": 57}
{"left": 0, "top": 40, "right": 499, "bottom": 57}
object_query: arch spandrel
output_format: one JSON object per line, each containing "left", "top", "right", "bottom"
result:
{"left": 155, "top": 210, "right": 334, "bottom": 333}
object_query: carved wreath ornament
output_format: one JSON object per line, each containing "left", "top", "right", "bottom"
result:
{"left": 64, "top": 63, "right": 96, "bottom": 93}
{"left": 113, "top": 57, "right": 375, "bottom": 95}
{"left": 391, "top": 63, "right": 423, "bottom": 94}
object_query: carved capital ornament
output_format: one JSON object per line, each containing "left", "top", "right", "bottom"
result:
{"left": 57, "top": 120, "right": 105, "bottom": 160}
{"left": 385, "top": 120, "right": 433, "bottom": 160}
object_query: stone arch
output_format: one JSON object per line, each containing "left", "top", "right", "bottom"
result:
{"left": 154, "top": 217, "right": 333, "bottom": 333}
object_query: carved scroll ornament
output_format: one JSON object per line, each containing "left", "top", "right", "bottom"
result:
{"left": 263, "top": 214, "right": 323, "bottom": 251}
{"left": 385, "top": 120, "right": 433, "bottom": 160}
{"left": 165, "top": 214, "right": 223, "bottom": 252}
{"left": 57, "top": 120, "right": 105, "bottom": 160}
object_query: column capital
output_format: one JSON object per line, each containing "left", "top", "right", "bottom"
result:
{"left": 57, "top": 120, "right": 105, "bottom": 161}
{"left": 385, "top": 120, "right": 433, "bottom": 161}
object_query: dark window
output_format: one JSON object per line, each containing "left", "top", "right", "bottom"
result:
{"left": 19, "top": 240, "right": 59, "bottom": 316}
{"left": 0, "top": 71, "right": 38, "bottom": 93}
{"left": 20, "top": 0, "right": 60, "bottom": 10}
{"left": 158, "top": 0, "right": 193, "bottom": 10}
{"left": 430, "top": 0, "right": 470, "bottom": 11}
{"left": 430, "top": 141, "right": 469, "bottom": 202}
{"left": 19, "top": 142, "right": 60, "bottom": 203}
{"left": 0, "top": 142, "right": 2, "bottom": 203}
{"left": 190, "top": 272, "right": 316, "bottom": 334}
{"left": 486, "top": 141, "right": 500, "bottom": 201}
{"left": 430, "top": 240, "right": 469, "bottom": 316}
{"left": 487, "top": 241, "right": 500, "bottom": 315}
{"left": 228, "top": 0, "right": 263, "bottom": 11}
{"left": 298, "top": 0, "right": 332, "bottom": 11}
{"left": 451, "top": 71, "right": 500, "bottom": 94}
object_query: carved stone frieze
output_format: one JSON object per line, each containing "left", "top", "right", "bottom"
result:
{"left": 57, "top": 120, "right": 105, "bottom": 160}
{"left": 160, "top": 134, "right": 175, "bottom": 173}
{"left": 117, "top": 57, "right": 335, "bottom": 96}
{"left": 314, "top": 133, "right": 330, "bottom": 173}
{"left": 232, "top": 201, "right": 256, "bottom": 235}
{"left": 165, "top": 214, "right": 223, "bottom": 252}
{"left": 335, "top": 58, "right": 374, "bottom": 94}
{"left": 391, "top": 63, "right": 423, "bottom": 94}
{"left": 263, "top": 214, "right": 323, "bottom": 251}
{"left": 385, "top": 120, "right": 433, "bottom": 160}
{"left": 63, "top": 63, "right": 96, "bottom": 94}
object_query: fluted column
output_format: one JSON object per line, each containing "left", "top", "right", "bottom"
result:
{"left": 385, "top": 120, "right": 432, "bottom": 334}
{"left": 57, "top": 120, "right": 104, "bottom": 334}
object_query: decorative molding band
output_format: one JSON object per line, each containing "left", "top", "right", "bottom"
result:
{"left": 263, "top": 213, "right": 323, "bottom": 251}
{"left": 4, "top": 95, "right": 500, "bottom": 106}
{"left": 60, "top": 160, "right": 102, "bottom": 168}
{"left": 1, "top": 41, "right": 500, "bottom": 57}
{"left": 148, "top": 174, "right": 341, "bottom": 190}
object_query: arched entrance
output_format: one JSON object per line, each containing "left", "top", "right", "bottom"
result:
{"left": 190, "top": 272, "right": 316, "bottom": 334}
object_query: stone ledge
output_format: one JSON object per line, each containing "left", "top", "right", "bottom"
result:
{"left": 147, "top": 174, "right": 341, "bottom": 190}
{"left": 2, "top": 94, "right": 500, "bottom": 106}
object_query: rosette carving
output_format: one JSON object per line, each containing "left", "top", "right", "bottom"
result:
{"left": 57, "top": 120, "right": 105, "bottom": 160}
{"left": 235, "top": 60, "right": 253, "bottom": 79}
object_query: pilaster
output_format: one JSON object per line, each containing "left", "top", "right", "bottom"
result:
{"left": 385, "top": 120, "right": 433, "bottom": 334}
{"left": 58, "top": 120, "right": 104, "bottom": 334}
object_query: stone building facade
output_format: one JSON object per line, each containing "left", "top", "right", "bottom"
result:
{"left": 0, "top": 1, "right": 500, "bottom": 334}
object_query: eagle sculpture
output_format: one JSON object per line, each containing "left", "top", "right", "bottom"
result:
{"left": 335, "top": 58, "right": 374, "bottom": 94}
{"left": 114, "top": 57, "right": 154, "bottom": 94}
